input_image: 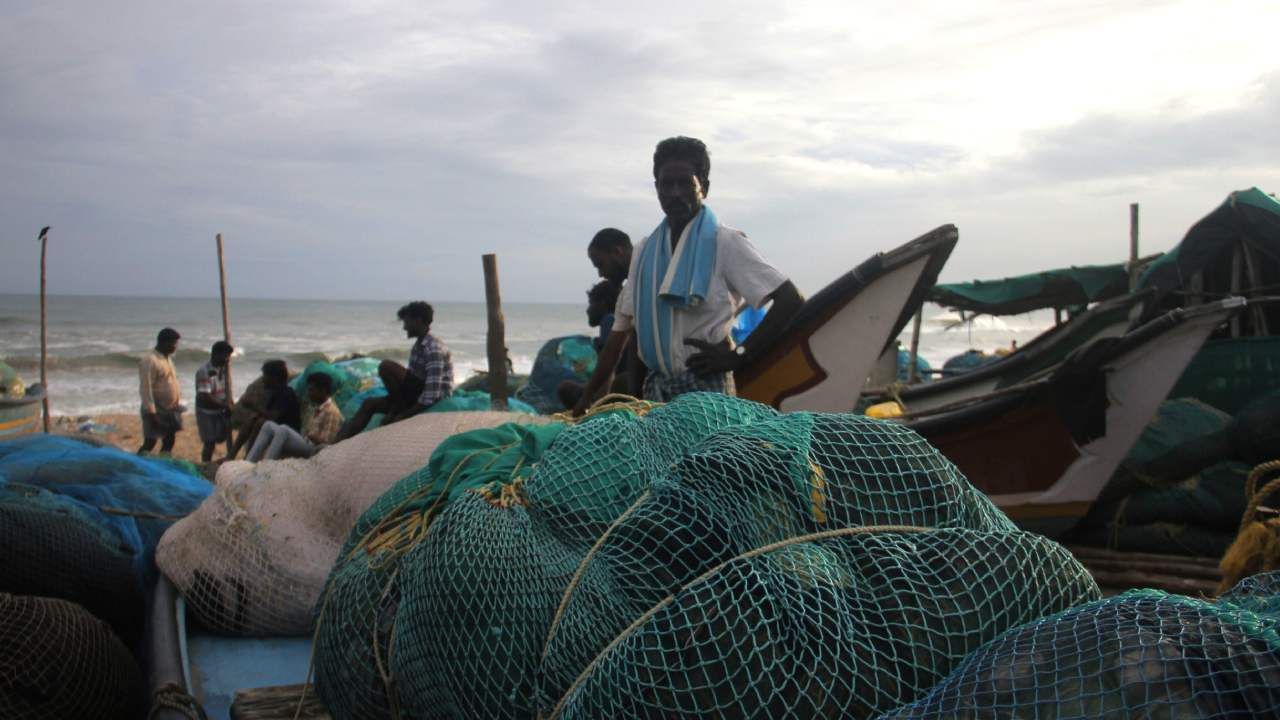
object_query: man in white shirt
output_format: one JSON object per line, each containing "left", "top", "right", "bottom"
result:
{"left": 575, "top": 136, "right": 802, "bottom": 408}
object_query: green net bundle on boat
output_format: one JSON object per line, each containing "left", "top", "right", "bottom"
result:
{"left": 0, "top": 593, "right": 143, "bottom": 720}
{"left": 312, "top": 393, "right": 778, "bottom": 720}
{"left": 877, "top": 570, "right": 1280, "bottom": 719}
{"left": 313, "top": 421, "right": 566, "bottom": 720}
{"left": 541, "top": 412, "right": 1096, "bottom": 718}
{"left": 552, "top": 529, "right": 1098, "bottom": 719}
{"left": 308, "top": 393, "right": 1099, "bottom": 720}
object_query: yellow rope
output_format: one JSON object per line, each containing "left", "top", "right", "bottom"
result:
{"left": 1240, "top": 459, "right": 1280, "bottom": 531}
{"left": 550, "top": 393, "right": 661, "bottom": 424}
{"left": 545, "top": 524, "right": 933, "bottom": 719}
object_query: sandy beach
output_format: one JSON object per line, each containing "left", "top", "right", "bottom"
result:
{"left": 52, "top": 411, "right": 223, "bottom": 465}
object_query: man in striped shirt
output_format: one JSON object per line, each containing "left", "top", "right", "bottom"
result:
{"left": 337, "top": 301, "right": 454, "bottom": 440}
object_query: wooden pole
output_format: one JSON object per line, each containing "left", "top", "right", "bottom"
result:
{"left": 216, "top": 234, "right": 235, "bottom": 455}
{"left": 1129, "top": 202, "right": 1140, "bottom": 290}
{"left": 482, "top": 254, "right": 509, "bottom": 410}
{"left": 38, "top": 226, "right": 50, "bottom": 433}
{"left": 906, "top": 306, "right": 923, "bottom": 384}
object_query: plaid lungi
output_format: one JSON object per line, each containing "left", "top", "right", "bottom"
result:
{"left": 642, "top": 370, "right": 736, "bottom": 403}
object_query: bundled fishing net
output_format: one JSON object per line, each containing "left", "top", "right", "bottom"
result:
{"left": 551, "top": 530, "right": 1097, "bottom": 719}
{"left": 878, "top": 571, "right": 1280, "bottom": 719}
{"left": 0, "top": 435, "right": 211, "bottom": 579}
{"left": 313, "top": 421, "right": 565, "bottom": 720}
{"left": 515, "top": 335, "right": 598, "bottom": 414}
{"left": 0, "top": 485, "right": 142, "bottom": 644}
{"left": 157, "top": 411, "right": 539, "bottom": 636}
{"left": 380, "top": 394, "right": 779, "bottom": 719}
{"left": 539, "top": 412, "right": 1046, "bottom": 713}
{"left": 0, "top": 593, "right": 143, "bottom": 720}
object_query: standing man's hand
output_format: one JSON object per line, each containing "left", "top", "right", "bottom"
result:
{"left": 684, "top": 339, "right": 744, "bottom": 377}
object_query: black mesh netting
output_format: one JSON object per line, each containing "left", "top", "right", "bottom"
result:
{"left": 877, "top": 571, "right": 1280, "bottom": 719}
{"left": 0, "top": 485, "right": 143, "bottom": 644}
{"left": 0, "top": 593, "right": 143, "bottom": 720}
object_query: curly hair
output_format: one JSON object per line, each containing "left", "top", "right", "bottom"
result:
{"left": 653, "top": 136, "right": 710, "bottom": 185}
{"left": 396, "top": 301, "right": 434, "bottom": 325}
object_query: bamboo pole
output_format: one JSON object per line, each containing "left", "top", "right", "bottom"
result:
{"left": 216, "top": 234, "right": 235, "bottom": 455}
{"left": 38, "top": 226, "right": 50, "bottom": 433}
{"left": 482, "top": 254, "right": 508, "bottom": 410}
{"left": 1129, "top": 202, "right": 1140, "bottom": 290}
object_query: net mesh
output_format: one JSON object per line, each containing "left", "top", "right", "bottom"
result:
{"left": 553, "top": 529, "right": 1098, "bottom": 719}
{"left": 313, "top": 421, "right": 566, "bottom": 720}
{"left": 541, "top": 412, "right": 1045, "bottom": 716}
{"left": 157, "top": 411, "right": 540, "bottom": 636}
{"left": 0, "top": 593, "right": 143, "bottom": 720}
{"left": 0, "top": 486, "right": 143, "bottom": 644}
{"left": 878, "top": 571, "right": 1280, "bottom": 719}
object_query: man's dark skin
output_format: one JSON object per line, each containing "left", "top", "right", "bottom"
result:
{"left": 138, "top": 334, "right": 180, "bottom": 455}
{"left": 228, "top": 369, "right": 288, "bottom": 459}
{"left": 383, "top": 313, "right": 431, "bottom": 423}
{"left": 588, "top": 243, "right": 630, "bottom": 286}
{"left": 197, "top": 345, "right": 233, "bottom": 463}
{"left": 573, "top": 157, "right": 803, "bottom": 414}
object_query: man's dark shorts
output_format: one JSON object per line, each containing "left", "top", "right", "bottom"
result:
{"left": 142, "top": 408, "right": 184, "bottom": 440}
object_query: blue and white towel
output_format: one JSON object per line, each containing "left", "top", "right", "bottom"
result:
{"left": 633, "top": 206, "right": 719, "bottom": 376}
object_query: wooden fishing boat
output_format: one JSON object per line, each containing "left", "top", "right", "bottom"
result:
{"left": 872, "top": 291, "right": 1151, "bottom": 415}
{"left": 0, "top": 383, "right": 45, "bottom": 439}
{"left": 906, "top": 297, "right": 1245, "bottom": 538}
{"left": 149, "top": 578, "right": 318, "bottom": 720}
{"left": 735, "top": 225, "right": 958, "bottom": 411}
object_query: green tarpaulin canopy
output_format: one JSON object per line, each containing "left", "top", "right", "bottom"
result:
{"left": 929, "top": 264, "right": 1131, "bottom": 316}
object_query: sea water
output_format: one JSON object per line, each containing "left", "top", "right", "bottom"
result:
{"left": 0, "top": 294, "right": 1054, "bottom": 416}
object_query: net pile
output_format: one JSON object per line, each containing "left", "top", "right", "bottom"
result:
{"left": 0, "top": 593, "right": 143, "bottom": 720}
{"left": 515, "top": 335, "right": 598, "bottom": 414}
{"left": 544, "top": 412, "right": 1098, "bottom": 718}
{"left": 157, "top": 411, "right": 540, "bottom": 636}
{"left": 878, "top": 570, "right": 1280, "bottom": 719}
{"left": 312, "top": 393, "right": 777, "bottom": 719}
{"left": 309, "top": 393, "right": 1096, "bottom": 720}
{"left": 313, "top": 421, "right": 566, "bottom": 720}
{"left": 0, "top": 485, "right": 142, "bottom": 643}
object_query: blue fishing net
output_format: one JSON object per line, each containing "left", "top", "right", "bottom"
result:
{"left": 0, "top": 435, "right": 211, "bottom": 580}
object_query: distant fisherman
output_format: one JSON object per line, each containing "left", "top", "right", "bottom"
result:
{"left": 337, "top": 301, "right": 453, "bottom": 440}
{"left": 138, "top": 327, "right": 183, "bottom": 455}
{"left": 195, "top": 340, "right": 234, "bottom": 463}
{"left": 247, "top": 372, "right": 342, "bottom": 461}
{"left": 577, "top": 136, "right": 802, "bottom": 407}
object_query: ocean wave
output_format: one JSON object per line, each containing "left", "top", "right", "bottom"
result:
{"left": 0, "top": 315, "right": 27, "bottom": 327}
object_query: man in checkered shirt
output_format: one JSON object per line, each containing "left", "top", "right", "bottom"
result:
{"left": 338, "top": 301, "right": 454, "bottom": 440}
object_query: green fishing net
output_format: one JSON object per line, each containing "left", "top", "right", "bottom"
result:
{"left": 552, "top": 530, "right": 1098, "bottom": 719}
{"left": 316, "top": 393, "right": 1103, "bottom": 720}
{"left": 313, "top": 421, "right": 564, "bottom": 720}
{"left": 877, "top": 571, "right": 1280, "bottom": 719}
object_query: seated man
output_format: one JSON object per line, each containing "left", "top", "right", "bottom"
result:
{"left": 228, "top": 360, "right": 301, "bottom": 459}
{"left": 338, "top": 301, "right": 453, "bottom": 440}
{"left": 247, "top": 372, "right": 342, "bottom": 461}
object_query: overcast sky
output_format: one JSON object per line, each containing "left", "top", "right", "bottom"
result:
{"left": 3, "top": 0, "right": 1278, "bottom": 303}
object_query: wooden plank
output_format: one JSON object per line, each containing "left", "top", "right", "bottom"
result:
{"left": 1079, "top": 557, "right": 1222, "bottom": 582}
{"left": 217, "top": 233, "right": 235, "bottom": 456}
{"left": 38, "top": 226, "right": 50, "bottom": 433}
{"left": 231, "top": 683, "right": 331, "bottom": 720}
{"left": 1065, "top": 545, "right": 1222, "bottom": 568}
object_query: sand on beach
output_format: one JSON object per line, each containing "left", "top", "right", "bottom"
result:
{"left": 52, "top": 411, "right": 235, "bottom": 464}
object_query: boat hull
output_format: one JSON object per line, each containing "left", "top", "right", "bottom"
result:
{"left": 0, "top": 390, "right": 43, "bottom": 439}
{"left": 909, "top": 299, "right": 1245, "bottom": 537}
{"left": 737, "top": 225, "right": 958, "bottom": 411}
